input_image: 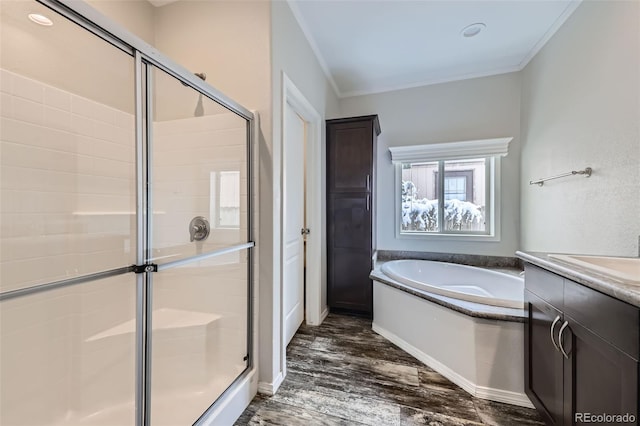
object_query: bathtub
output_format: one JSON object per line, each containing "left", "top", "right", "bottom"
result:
{"left": 371, "top": 260, "right": 533, "bottom": 408}
{"left": 381, "top": 259, "right": 524, "bottom": 309}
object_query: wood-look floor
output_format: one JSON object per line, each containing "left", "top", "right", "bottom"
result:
{"left": 235, "top": 313, "right": 544, "bottom": 426}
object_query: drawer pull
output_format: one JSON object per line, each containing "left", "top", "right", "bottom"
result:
{"left": 550, "top": 315, "right": 561, "bottom": 351}
{"left": 558, "top": 321, "right": 571, "bottom": 359}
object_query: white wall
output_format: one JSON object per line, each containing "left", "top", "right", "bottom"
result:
{"left": 0, "top": 0, "right": 136, "bottom": 114}
{"left": 340, "top": 73, "right": 522, "bottom": 257}
{"left": 86, "top": 0, "right": 155, "bottom": 45}
{"left": 520, "top": 0, "right": 640, "bottom": 256}
{"left": 264, "top": 0, "right": 340, "bottom": 390}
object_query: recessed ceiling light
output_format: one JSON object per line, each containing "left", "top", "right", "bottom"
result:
{"left": 461, "top": 23, "right": 486, "bottom": 38}
{"left": 28, "top": 13, "right": 53, "bottom": 26}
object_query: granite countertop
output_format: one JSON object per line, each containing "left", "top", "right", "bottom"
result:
{"left": 370, "top": 260, "right": 526, "bottom": 323}
{"left": 516, "top": 251, "right": 640, "bottom": 308}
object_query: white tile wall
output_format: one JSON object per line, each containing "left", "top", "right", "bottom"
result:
{"left": 0, "top": 69, "right": 137, "bottom": 425}
{"left": 152, "top": 114, "right": 247, "bottom": 256}
{"left": 150, "top": 114, "right": 251, "bottom": 423}
{"left": 0, "top": 274, "right": 136, "bottom": 426}
{"left": 1, "top": 68, "right": 136, "bottom": 293}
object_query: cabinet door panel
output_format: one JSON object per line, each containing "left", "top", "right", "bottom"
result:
{"left": 564, "top": 279, "right": 639, "bottom": 359}
{"left": 525, "top": 291, "right": 564, "bottom": 425}
{"left": 564, "top": 318, "right": 638, "bottom": 426}
{"left": 328, "top": 248, "right": 372, "bottom": 313}
{"left": 327, "top": 123, "right": 373, "bottom": 192}
{"left": 329, "top": 194, "right": 371, "bottom": 250}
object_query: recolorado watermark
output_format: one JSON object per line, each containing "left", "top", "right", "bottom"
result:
{"left": 575, "top": 413, "right": 636, "bottom": 423}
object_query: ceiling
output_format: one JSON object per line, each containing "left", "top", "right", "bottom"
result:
{"left": 288, "top": 0, "right": 582, "bottom": 97}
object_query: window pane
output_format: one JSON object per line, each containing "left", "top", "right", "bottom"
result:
{"left": 445, "top": 176, "right": 467, "bottom": 201}
{"left": 401, "top": 162, "right": 439, "bottom": 232}
{"left": 443, "top": 159, "right": 486, "bottom": 232}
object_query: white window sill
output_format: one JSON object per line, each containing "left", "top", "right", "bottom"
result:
{"left": 397, "top": 232, "right": 501, "bottom": 242}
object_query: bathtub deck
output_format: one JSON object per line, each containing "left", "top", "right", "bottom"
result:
{"left": 235, "top": 313, "right": 544, "bottom": 425}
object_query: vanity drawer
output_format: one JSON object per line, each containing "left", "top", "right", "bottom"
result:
{"left": 564, "top": 278, "right": 639, "bottom": 359}
{"left": 525, "top": 264, "right": 564, "bottom": 309}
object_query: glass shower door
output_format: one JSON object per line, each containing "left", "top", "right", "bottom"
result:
{"left": 0, "top": 1, "right": 138, "bottom": 424}
{"left": 146, "top": 66, "right": 252, "bottom": 425}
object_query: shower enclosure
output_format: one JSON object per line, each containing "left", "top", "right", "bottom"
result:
{"left": 0, "top": 1, "right": 254, "bottom": 425}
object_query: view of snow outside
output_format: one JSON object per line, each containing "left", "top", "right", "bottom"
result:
{"left": 401, "top": 159, "right": 486, "bottom": 233}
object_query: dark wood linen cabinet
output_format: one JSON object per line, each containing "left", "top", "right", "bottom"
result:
{"left": 326, "top": 115, "right": 380, "bottom": 316}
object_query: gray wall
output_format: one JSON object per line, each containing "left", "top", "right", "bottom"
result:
{"left": 520, "top": 0, "right": 640, "bottom": 256}
{"left": 267, "top": 0, "right": 340, "bottom": 387}
{"left": 340, "top": 73, "right": 522, "bottom": 256}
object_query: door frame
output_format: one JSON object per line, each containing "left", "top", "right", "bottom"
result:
{"left": 280, "top": 72, "right": 325, "bottom": 373}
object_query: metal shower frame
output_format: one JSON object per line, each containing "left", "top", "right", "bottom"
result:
{"left": 0, "top": 1, "right": 256, "bottom": 425}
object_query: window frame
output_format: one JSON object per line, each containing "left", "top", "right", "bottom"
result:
{"left": 390, "top": 137, "right": 511, "bottom": 242}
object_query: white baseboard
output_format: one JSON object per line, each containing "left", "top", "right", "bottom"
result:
{"left": 197, "top": 369, "right": 257, "bottom": 426}
{"left": 475, "top": 386, "right": 534, "bottom": 408}
{"left": 319, "top": 307, "right": 329, "bottom": 323}
{"left": 306, "top": 306, "right": 329, "bottom": 326}
{"left": 257, "top": 371, "right": 285, "bottom": 396}
{"left": 372, "top": 323, "right": 533, "bottom": 409}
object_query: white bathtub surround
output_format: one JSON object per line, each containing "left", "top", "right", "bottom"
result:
{"left": 371, "top": 261, "right": 533, "bottom": 408}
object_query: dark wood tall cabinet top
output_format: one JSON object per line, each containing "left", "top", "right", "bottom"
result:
{"left": 327, "top": 116, "right": 380, "bottom": 193}
{"left": 326, "top": 115, "right": 380, "bottom": 316}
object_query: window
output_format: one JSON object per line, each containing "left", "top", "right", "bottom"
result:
{"left": 402, "top": 159, "right": 488, "bottom": 233}
{"left": 390, "top": 137, "right": 511, "bottom": 239}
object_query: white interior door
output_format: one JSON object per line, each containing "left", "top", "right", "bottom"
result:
{"left": 283, "top": 103, "right": 306, "bottom": 346}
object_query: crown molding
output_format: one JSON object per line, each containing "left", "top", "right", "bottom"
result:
{"left": 285, "top": 0, "right": 342, "bottom": 98}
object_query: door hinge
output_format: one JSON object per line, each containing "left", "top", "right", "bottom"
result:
{"left": 133, "top": 264, "right": 158, "bottom": 274}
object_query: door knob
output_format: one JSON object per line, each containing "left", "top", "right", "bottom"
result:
{"left": 189, "top": 216, "right": 210, "bottom": 242}
{"left": 300, "top": 228, "right": 310, "bottom": 235}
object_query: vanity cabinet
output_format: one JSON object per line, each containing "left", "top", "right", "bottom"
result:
{"left": 524, "top": 264, "right": 639, "bottom": 426}
{"left": 326, "top": 115, "right": 380, "bottom": 315}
